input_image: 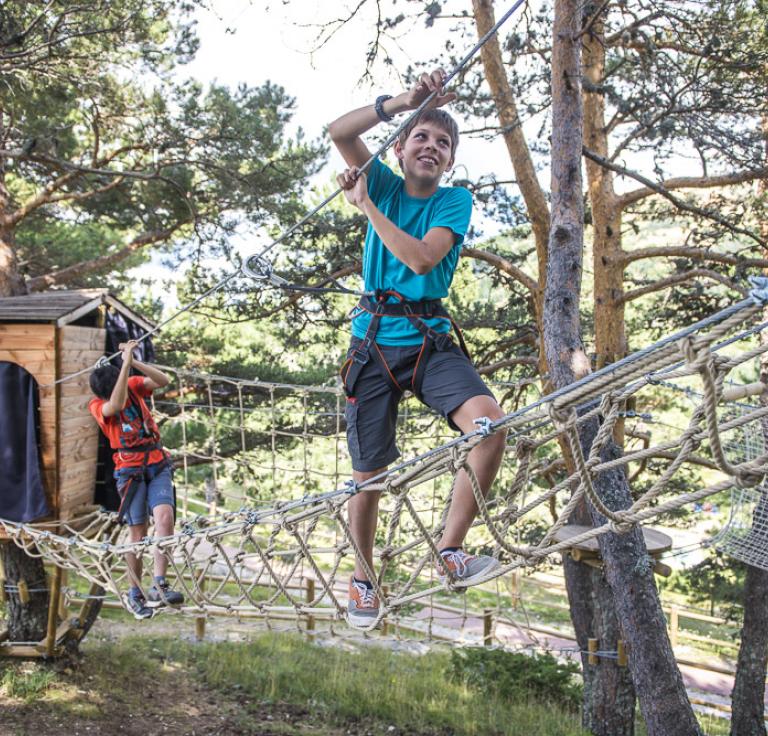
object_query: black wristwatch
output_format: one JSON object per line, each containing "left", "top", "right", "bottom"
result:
{"left": 374, "top": 94, "right": 394, "bottom": 122}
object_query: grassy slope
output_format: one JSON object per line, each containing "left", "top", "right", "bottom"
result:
{"left": 0, "top": 627, "right": 733, "bottom": 735}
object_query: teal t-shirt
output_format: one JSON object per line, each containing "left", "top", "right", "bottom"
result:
{"left": 351, "top": 158, "right": 473, "bottom": 346}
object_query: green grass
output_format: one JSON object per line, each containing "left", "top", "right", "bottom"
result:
{"left": 0, "top": 629, "right": 736, "bottom": 735}
{"left": 169, "top": 632, "right": 590, "bottom": 736}
{"left": 0, "top": 664, "right": 56, "bottom": 701}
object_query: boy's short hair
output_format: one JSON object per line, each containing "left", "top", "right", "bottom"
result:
{"left": 90, "top": 364, "right": 121, "bottom": 400}
{"left": 397, "top": 109, "right": 460, "bottom": 160}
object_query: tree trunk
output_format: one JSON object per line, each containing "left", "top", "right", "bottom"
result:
{"left": 582, "top": 17, "right": 626, "bottom": 374}
{"left": 564, "top": 551, "right": 636, "bottom": 735}
{"left": 0, "top": 544, "right": 50, "bottom": 641}
{"left": 730, "top": 116, "right": 768, "bottom": 736}
{"left": 471, "top": 0, "right": 550, "bottom": 374}
{"left": 545, "top": 4, "right": 700, "bottom": 734}
{"left": 730, "top": 561, "right": 768, "bottom": 736}
{"left": 0, "top": 153, "right": 50, "bottom": 643}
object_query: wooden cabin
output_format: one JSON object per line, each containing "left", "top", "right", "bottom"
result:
{"left": 0, "top": 290, "right": 154, "bottom": 530}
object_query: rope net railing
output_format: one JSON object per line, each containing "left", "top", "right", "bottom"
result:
{"left": 4, "top": 291, "right": 768, "bottom": 633}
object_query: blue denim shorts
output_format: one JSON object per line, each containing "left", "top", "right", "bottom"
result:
{"left": 115, "top": 461, "right": 175, "bottom": 526}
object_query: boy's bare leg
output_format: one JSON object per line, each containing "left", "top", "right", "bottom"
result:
{"left": 126, "top": 522, "right": 149, "bottom": 589}
{"left": 152, "top": 503, "right": 175, "bottom": 579}
{"left": 438, "top": 395, "right": 507, "bottom": 550}
{"left": 349, "top": 468, "right": 388, "bottom": 581}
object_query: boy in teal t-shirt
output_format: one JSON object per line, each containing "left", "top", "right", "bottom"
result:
{"left": 329, "top": 68, "right": 507, "bottom": 629}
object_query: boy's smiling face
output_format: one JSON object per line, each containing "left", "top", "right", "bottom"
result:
{"left": 394, "top": 121, "right": 454, "bottom": 191}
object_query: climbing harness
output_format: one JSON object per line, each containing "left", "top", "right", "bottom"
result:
{"left": 110, "top": 388, "right": 174, "bottom": 525}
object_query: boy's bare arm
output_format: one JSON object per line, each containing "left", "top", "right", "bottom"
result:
{"left": 336, "top": 168, "right": 455, "bottom": 275}
{"left": 132, "top": 359, "right": 171, "bottom": 390}
{"left": 328, "top": 69, "right": 455, "bottom": 169}
{"left": 101, "top": 342, "right": 135, "bottom": 417}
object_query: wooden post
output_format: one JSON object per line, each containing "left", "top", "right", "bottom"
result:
{"left": 617, "top": 639, "right": 628, "bottom": 667}
{"left": 483, "top": 608, "right": 493, "bottom": 646}
{"left": 195, "top": 576, "right": 206, "bottom": 642}
{"left": 509, "top": 572, "right": 520, "bottom": 610}
{"left": 380, "top": 585, "right": 389, "bottom": 636}
{"left": 45, "top": 566, "right": 63, "bottom": 657}
{"left": 669, "top": 606, "right": 679, "bottom": 648}
{"left": 17, "top": 579, "right": 29, "bottom": 605}
{"left": 58, "top": 570, "right": 68, "bottom": 620}
{"left": 588, "top": 638, "right": 598, "bottom": 665}
{"left": 305, "top": 577, "right": 315, "bottom": 634}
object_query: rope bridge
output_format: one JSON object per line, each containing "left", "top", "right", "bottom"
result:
{"left": 4, "top": 287, "right": 768, "bottom": 634}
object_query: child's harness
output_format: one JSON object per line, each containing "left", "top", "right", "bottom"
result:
{"left": 340, "top": 289, "right": 471, "bottom": 400}
{"left": 114, "top": 388, "right": 174, "bottom": 524}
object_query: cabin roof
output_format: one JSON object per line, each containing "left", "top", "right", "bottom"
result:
{"left": 0, "top": 289, "right": 154, "bottom": 330}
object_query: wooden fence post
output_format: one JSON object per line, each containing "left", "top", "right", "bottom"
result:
{"left": 45, "top": 566, "right": 62, "bottom": 657}
{"left": 380, "top": 585, "right": 389, "bottom": 636}
{"left": 195, "top": 575, "right": 206, "bottom": 641}
{"left": 483, "top": 608, "right": 493, "bottom": 646}
{"left": 305, "top": 577, "right": 315, "bottom": 635}
{"left": 669, "top": 605, "right": 679, "bottom": 648}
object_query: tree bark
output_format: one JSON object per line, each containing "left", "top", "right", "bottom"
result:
{"left": 582, "top": 15, "right": 626, "bottom": 374}
{"left": 471, "top": 0, "right": 550, "bottom": 372}
{"left": 563, "top": 553, "right": 636, "bottom": 735}
{"left": 730, "top": 559, "right": 768, "bottom": 736}
{"left": 0, "top": 544, "right": 50, "bottom": 642}
{"left": 0, "top": 117, "right": 50, "bottom": 643}
{"left": 730, "top": 116, "right": 768, "bottom": 736}
{"left": 545, "top": 4, "right": 700, "bottom": 734}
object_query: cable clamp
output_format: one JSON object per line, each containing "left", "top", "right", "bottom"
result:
{"left": 343, "top": 479, "right": 359, "bottom": 496}
{"left": 748, "top": 276, "right": 768, "bottom": 305}
{"left": 242, "top": 253, "right": 289, "bottom": 286}
{"left": 473, "top": 416, "right": 493, "bottom": 437}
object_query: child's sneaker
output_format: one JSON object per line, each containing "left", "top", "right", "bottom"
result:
{"left": 437, "top": 548, "right": 500, "bottom": 586}
{"left": 124, "top": 592, "right": 154, "bottom": 620}
{"left": 347, "top": 577, "right": 380, "bottom": 629}
{"left": 147, "top": 581, "right": 184, "bottom": 607}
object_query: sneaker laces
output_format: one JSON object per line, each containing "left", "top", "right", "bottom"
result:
{"left": 441, "top": 549, "right": 472, "bottom": 578}
{"left": 352, "top": 580, "right": 377, "bottom": 608}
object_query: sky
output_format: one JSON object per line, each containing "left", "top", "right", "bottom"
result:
{"left": 181, "top": 1, "right": 525, "bottom": 187}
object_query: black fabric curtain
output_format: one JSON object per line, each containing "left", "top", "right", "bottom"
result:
{"left": 104, "top": 310, "right": 155, "bottom": 365}
{"left": 94, "top": 310, "right": 156, "bottom": 511}
{"left": 0, "top": 362, "right": 50, "bottom": 522}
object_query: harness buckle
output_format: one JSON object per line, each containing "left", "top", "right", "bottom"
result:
{"left": 430, "top": 330, "right": 452, "bottom": 351}
{"left": 352, "top": 339, "right": 371, "bottom": 364}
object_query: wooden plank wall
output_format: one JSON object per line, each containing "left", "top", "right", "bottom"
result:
{"left": 0, "top": 324, "right": 57, "bottom": 514}
{"left": 57, "top": 325, "right": 105, "bottom": 518}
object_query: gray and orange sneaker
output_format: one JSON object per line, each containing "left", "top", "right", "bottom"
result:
{"left": 147, "top": 580, "right": 184, "bottom": 607}
{"left": 124, "top": 592, "right": 154, "bottom": 620}
{"left": 347, "top": 577, "right": 380, "bottom": 629}
{"left": 437, "top": 548, "right": 499, "bottom": 586}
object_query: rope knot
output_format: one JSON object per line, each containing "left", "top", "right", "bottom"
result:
{"left": 548, "top": 403, "right": 576, "bottom": 428}
{"left": 449, "top": 445, "right": 467, "bottom": 474}
{"left": 734, "top": 468, "right": 766, "bottom": 489}
{"left": 678, "top": 336, "right": 711, "bottom": 371}
{"left": 515, "top": 437, "right": 537, "bottom": 458}
{"left": 608, "top": 516, "right": 635, "bottom": 535}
